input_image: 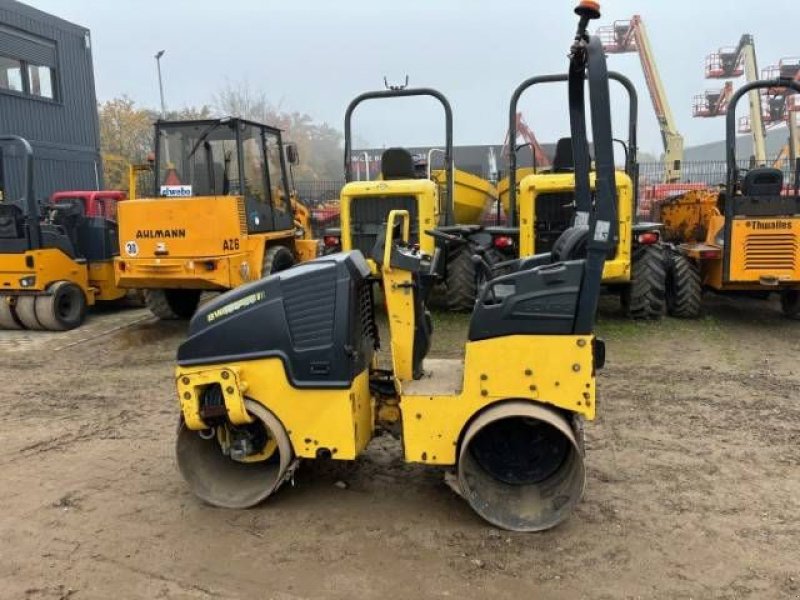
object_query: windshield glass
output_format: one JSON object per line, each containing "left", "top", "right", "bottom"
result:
{"left": 156, "top": 121, "right": 239, "bottom": 197}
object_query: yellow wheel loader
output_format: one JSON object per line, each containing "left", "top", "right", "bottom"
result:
{"left": 497, "top": 70, "right": 667, "bottom": 319}
{"left": 0, "top": 136, "right": 127, "bottom": 331}
{"left": 171, "top": 2, "right": 615, "bottom": 531}
{"left": 115, "top": 117, "right": 317, "bottom": 320}
{"left": 659, "top": 78, "right": 800, "bottom": 318}
{"left": 330, "top": 87, "right": 499, "bottom": 311}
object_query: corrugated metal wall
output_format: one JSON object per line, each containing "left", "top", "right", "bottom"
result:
{"left": 0, "top": 0, "right": 101, "bottom": 203}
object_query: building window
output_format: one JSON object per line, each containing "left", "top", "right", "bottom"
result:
{"left": 27, "top": 63, "right": 54, "bottom": 99}
{"left": 0, "top": 55, "right": 23, "bottom": 93}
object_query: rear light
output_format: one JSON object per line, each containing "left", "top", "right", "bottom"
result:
{"left": 637, "top": 231, "right": 659, "bottom": 245}
{"left": 699, "top": 249, "right": 722, "bottom": 259}
{"left": 118, "top": 261, "right": 126, "bottom": 271}
{"left": 324, "top": 235, "right": 340, "bottom": 247}
{"left": 493, "top": 235, "right": 514, "bottom": 249}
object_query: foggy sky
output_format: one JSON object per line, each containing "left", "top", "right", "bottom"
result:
{"left": 25, "top": 0, "right": 800, "bottom": 155}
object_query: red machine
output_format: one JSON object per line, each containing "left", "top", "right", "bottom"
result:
{"left": 503, "top": 112, "right": 551, "bottom": 171}
{"left": 50, "top": 190, "right": 126, "bottom": 220}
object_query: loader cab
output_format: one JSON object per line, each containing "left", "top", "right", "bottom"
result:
{"left": 153, "top": 117, "right": 295, "bottom": 234}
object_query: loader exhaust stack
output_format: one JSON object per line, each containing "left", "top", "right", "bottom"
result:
{"left": 457, "top": 402, "right": 585, "bottom": 532}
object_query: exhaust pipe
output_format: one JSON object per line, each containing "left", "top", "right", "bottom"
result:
{"left": 457, "top": 401, "right": 585, "bottom": 532}
{"left": 176, "top": 399, "right": 294, "bottom": 508}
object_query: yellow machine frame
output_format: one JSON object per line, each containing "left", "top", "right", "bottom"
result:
{"left": 0, "top": 248, "right": 124, "bottom": 305}
{"left": 339, "top": 179, "right": 440, "bottom": 274}
{"left": 517, "top": 170, "right": 634, "bottom": 282}
{"left": 176, "top": 211, "right": 596, "bottom": 467}
{"left": 661, "top": 189, "right": 800, "bottom": 291}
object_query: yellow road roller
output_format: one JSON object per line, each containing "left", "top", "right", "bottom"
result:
{"left": 172, "top": 1, "right": 614, "bottom": 531}
{"left": 0, "top": 136, "right": 127, "bottom": 331}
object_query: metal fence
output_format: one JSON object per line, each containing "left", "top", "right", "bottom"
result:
{"left": 639, "top": 158, "right": 800, "bottom": 187}
{"left": 297, "top": 158, "right": 800, "bottom": 233}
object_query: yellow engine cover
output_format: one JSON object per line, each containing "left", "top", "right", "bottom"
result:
{"left": 728, "top": 217, "right": 800, "bottom": 284}
{"left": 118, "top": 196, "right": 246, "bottom": 260}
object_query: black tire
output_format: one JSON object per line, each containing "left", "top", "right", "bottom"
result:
{"left": 665, "top": 252, "right": 702, "bottom": 318}
{"left": 445, "top": 247, "right": 477, "bottom": 312}
{"left": 145, "top": 289, "right": 201, "bottom": 320}
{"left": 0, "top": 295, "right": 23, "bottom": 330}
{"left": 262, "top": 245, "right": 295, "bottom": 277}
{"left": 35, "top": 281, "right": 87, "bottom": 331}
{"left": 780, "top": 290, "right": 800, "bottom": 319}
{"left": 621, "top": 244, "right": 666, "bottom": 320}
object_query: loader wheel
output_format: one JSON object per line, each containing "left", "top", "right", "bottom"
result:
{"left": 666, "top": 252, "right": 702, "bottom": 318}
{"left": 0, "top": 296, "right": 23, "bottom": 330}
{"left": 621, "top": 244, "right": 666, "bottom": 320}
{"left": 144, "top": 289, "right": 201, "bottom": 320}
{"left": 446, "top": 247, "right": 477, "bottom": 312}
{"left": 262, "top": 245, "right": 295, "bottom": 278}
{"left": 14, "top": 296, "right": 45, "bottom": 330}
{"left": 35, "top": 282, "right": 87, "bottom": 331}
{"left": 780, "top": 290, "right": 800, "bottom": 319}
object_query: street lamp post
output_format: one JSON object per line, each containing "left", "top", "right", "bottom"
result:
{"left": 155, "top": 50, "right": 166, "bottom": 119}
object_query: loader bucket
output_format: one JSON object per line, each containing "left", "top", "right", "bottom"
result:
{"left": 457, "top": 401, "right": 585, "bottom": 532}
{"left": 176, "top": 400, "right": 294, "bottom": 509}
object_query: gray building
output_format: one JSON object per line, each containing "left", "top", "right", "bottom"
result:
{"left": 0, "top": 0, "right": 101, "bottom": 203}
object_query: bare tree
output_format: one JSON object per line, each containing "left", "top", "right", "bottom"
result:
{"left": 214, "top": 81, "right": 342, "bottom": 180}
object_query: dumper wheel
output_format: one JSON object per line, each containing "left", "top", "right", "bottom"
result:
{"left": 0, "top": 295, "right": 23, "bottom": 330}
{"left": 15, "top": 296, "right": 45, "bottom": 330}
{"left": 446, "top": 247, "right": 477, "bottom": 312}
{"left": 35, "top": 282, "right": 87, "bottom": 331}
{"left": 144, "top": 289, "right": 201, "bottom": 320}
{"left": 262, "top": 245, "right": 295, "bottom": 278}
{"left": 622, "top": 244, "right": 666, "bottom": 320}
{"left": 780, "top": 290, "right": 800, "bottom": 319}
{"left": 666, "top": 252, "right": 701, "bottom": 318}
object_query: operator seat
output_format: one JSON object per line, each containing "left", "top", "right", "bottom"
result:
{"left": 551, "top": 137, "right": 575, "bottom": 172}
{"left": 742, "top": 168, "right": 784, "bottom": 197}
{"left": 381, "top": 148, "right": 416, "bottom": 180}
{"left": 0, "top": 203, "right": 24, "bottom": 239}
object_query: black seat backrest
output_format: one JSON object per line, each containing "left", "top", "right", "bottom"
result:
{"left": 40, "top": 224, "right": 76, "bottom": 258}
{"left": 742, "top": 167, "right": 784, "bottom": 197}
{"left": 552, "top": 137, "right": 575, "bottom": 172}
{"left": 381, "top": 148, "right": 415, "bottom": 180}
{"left": 468, "top": 260, "right": 585, "bottom": 340}
{"left": 0, "top": 203, "right": 24, "bottom": 239}
{"left": 550, "top": 225, "right": 588, "bottom": 262}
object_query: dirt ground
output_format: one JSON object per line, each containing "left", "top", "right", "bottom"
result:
{"left": 1, "top": 295, "right": 799, "bottom": 600}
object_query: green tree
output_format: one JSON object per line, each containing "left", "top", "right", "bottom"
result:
{"left": 98, "top": 96, "right": 152, "bottom": 192}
